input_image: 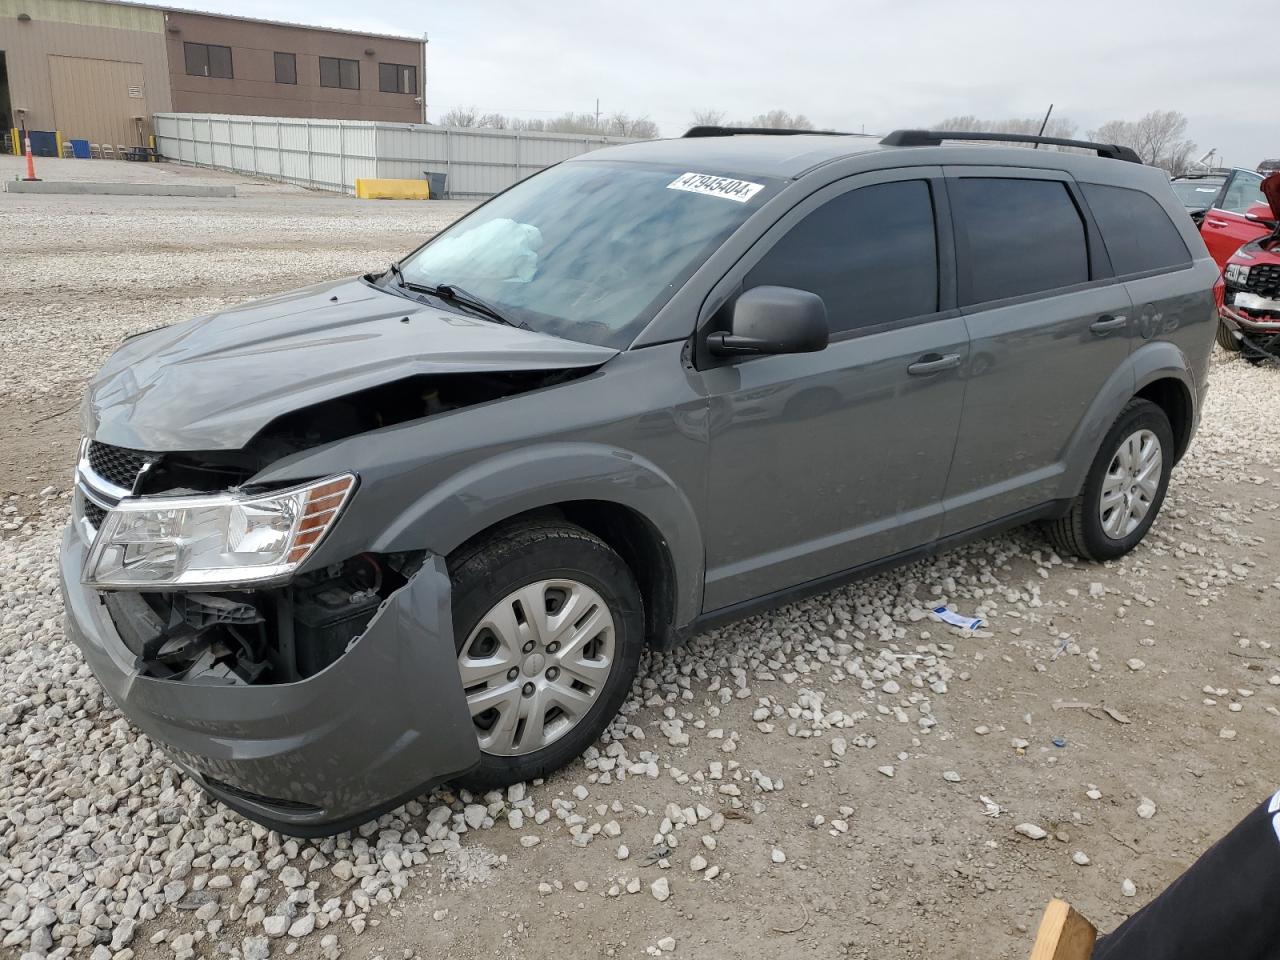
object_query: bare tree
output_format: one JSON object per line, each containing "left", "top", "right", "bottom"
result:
{"left": 436, "top": 108, "right": 658, "bottom": 139}
{"left": 1089, "top": 111, "right": 1196, "bottom": 174}
{"left": 691, "top": 108, "right": 725, "bottom": 128}
{"left": 933, "top": 115, "right": 1079, "bottom": 140}
{"left": 734, "top": 109, "right": 815, "bottom": 130}
{"left": 439, "top": 106, "right": 480, "bottom": 128}
{"left": 605, "top": 112, "right": 659, "bottom": 138}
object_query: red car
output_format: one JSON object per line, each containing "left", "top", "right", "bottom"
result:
{"left": 1217, "top": 172, "right": 1280, "bottom": 362}
{"left": 1195, "top": 167, "right": 1273, "bottom": 269}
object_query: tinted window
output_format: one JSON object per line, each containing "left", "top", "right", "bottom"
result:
{"left": 274, "top": 52, "right": 297, "bottom": 85}
{"left": 1082, "top": 183, "right": 1191, "bottom": 275}
{"left": 320, "top": 57, "right": 359, "bottom": 90}
{"left": 184, "top": 43, "right": 233, "bottom": 79}
{"left": 1220, "top": 172, "right": 1265, "bottom": 214}
{"left": 744, "top": 180, "right": 938, "bottom": 335}
{"left": 379, "top": 62, "right": 417, "bottom": 94}
{"left": 951, "top": 178, "right": 1088, "bottom": 305}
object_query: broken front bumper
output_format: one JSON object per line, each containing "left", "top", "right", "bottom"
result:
{"left": 59, "top": 527, "right": 480, "bottom": 837}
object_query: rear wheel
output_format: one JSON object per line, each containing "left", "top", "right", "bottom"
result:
{"left": 1215, "top": 320, "right": 1241, "bottom": 352}
{"left": 1045, "top": 399, "right": 1174, "bottom": 562}
{"left": 447, "top": 521, "right": 644, "bottom": 789}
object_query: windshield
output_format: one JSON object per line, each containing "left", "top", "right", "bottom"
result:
{"left": 398, "top": 160, "right": 776, "bottom": 349}
{"left": 1170, "top": 178, "right": 1223, "bottom": 209}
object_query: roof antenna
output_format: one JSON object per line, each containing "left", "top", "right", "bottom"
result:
{"left": 1033, "top": 103, "right": 1053, "bottom": 149}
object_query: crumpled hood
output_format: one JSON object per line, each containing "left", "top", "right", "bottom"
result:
{"left": 1263, "top": 172, "right": 1280, "bottom": 221}
{"left": 87, "top": 277, "right": 618, "bottom": 451}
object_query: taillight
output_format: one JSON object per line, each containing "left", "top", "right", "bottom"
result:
{"left": 1212, "top": 273, "right": 1225, "bottom": 311}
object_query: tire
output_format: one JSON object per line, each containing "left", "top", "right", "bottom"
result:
{"left": 1215, "top": 320, "right": 1241, "bottom": 352}
{"left": 1044, "top": 399, "right": 1175, "bottom": 562}
{"left": 446, "top": 521, "right": 644, "bottom": 789}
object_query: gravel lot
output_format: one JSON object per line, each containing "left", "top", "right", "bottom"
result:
{"left": 2, "top": 161, "right": 1279, "bottom": 960}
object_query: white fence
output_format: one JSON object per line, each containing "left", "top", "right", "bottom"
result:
{"left": 153, "top": 113, "right": 636, "bottom": 198}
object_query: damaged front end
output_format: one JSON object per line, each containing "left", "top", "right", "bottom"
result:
{"left": 72, "top": 368, "right": 585, "bottom": 685}
{"left": 62, "top": 276, "right": 619, "bottom": 832}
{"left": 1219, "top": 172, "right": 1280, "bottom": 362}
{"left": 1221, "top": 243, "right": 1280, "bottom": 363}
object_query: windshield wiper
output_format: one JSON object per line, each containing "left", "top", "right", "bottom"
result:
{"left": 414, "top": 282, "right": 524, "bottom": 329}
{"left": 386, "top": 262, "right": 407, "bottom": 288}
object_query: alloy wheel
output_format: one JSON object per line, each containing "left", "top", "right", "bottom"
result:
{"left": 1098, "top": 428, "right": 1162, "bottom": 540}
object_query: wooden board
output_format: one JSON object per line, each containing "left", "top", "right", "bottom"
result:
{"left": 1029, "top": 899, "right": 1097, "bottom": 960}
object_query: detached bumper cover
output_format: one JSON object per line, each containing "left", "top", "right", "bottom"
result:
{"left": 59, "top": 527, "right": 480, "bottom": 836}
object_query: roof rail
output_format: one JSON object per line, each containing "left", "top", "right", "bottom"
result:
{"left": 880, "top": 129, "right": 1142, "bottom": 164}
{"left": 683, "top": 125, "right": 853, "bottom": 138}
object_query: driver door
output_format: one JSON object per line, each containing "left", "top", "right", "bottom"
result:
{"left": 695, "top": 169, "right": 969, "bottom": 611}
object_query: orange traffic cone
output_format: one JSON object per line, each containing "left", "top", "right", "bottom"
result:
{"left": 23, "top": 134, "right": 40, "bottom": 182}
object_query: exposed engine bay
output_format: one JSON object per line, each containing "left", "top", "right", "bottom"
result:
{"left": 103, "top": 552, "right": 425, "bottom": 684}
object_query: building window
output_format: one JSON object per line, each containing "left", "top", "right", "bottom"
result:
{"left": 273, "top": 52, "right": 297, "bottom": 85}
{"left": 379, "top": 62, "right": 417, "bottom": 94}
{"left": 319, "top": 56, "right": 359, "bottom": 90}
{"left": 184, "top": 42, "right": 233, "bottom": 79}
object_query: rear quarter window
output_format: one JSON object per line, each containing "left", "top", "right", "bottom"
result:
{"left": 949, "top": 177, "right": 1090, "bottom": 306}
{"left": 1081, "top": 182, "right": 1192, "bottom": 276}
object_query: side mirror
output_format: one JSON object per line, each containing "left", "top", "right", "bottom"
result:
{"left": 1245, "top": 203, "right": 1277, "bottom": 229}
{"left": 707, "top": 285, "right": 829, "bottom": 358}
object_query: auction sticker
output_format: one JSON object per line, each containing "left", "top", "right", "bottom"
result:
{"left": 667, "top": 172, "right": 764, "bottom": 203}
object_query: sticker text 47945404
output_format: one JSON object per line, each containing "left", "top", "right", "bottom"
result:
{"left": 667, "top": 172, "right": 765, "bottom": 203}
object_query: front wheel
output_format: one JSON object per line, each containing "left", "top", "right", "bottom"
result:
{"left": 1045, "top": 399, "right": 1174, "bottom": 562}
{"left": 447, "top": 521, "right": 644, "bottom": 789}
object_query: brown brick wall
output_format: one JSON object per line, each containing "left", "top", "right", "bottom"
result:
{"left": 163, "top": 10, "right": 424, "bottom": 122}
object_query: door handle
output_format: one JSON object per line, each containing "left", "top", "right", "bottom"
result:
{"left": 907, "top": 353, "right": 962, "bottom": 376}
{"left": 1205, "top": 219, "right": 1229, "bottom": 228}
{"left": 1090, "top": 315, "right": 1127, "bottom": 334}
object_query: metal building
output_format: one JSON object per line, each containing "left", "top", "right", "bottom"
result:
{"left": 0, "top": 0, "right": 426, "bottom": 151}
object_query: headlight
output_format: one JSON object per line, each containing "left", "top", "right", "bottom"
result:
{"left": 83, "top": 474, "right": 356, "bottom": 589}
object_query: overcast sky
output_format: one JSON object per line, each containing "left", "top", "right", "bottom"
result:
{"left": 169, "top": 0, "right": 1274, "bottom": 167}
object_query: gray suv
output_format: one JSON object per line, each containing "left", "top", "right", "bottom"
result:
{"left": 60, "top": 127, "right": 1217, "bottom": 836}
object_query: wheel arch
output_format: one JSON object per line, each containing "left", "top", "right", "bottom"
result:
{"left": 1134, "top": 375, "right": 1195, "bottom": 463}
{"left": 447, "top": 500, "right": 681, "bottom": 649}
{"left": 369, "top": 442, "right": 702, "bottom": 640}
{"left": 1055, "top": 342, "right": 1198, "bottom": 501}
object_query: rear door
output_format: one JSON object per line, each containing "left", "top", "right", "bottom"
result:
{"left": 1202, "top": 170, "right": 1269, "bottom": 269}
{"left": 940, "top": 168, "right": 1133, "bottom": 535}
{"left": 698, "top": 168, "right": 969, "bottom": 610}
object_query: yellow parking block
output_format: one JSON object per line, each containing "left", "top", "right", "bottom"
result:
{"left": 355, "top": 178, "right": 430, "bottom": 200}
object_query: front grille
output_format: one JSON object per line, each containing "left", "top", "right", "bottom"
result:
{"left": 86, "top": 441, "right": 151, "bottom": 493}
{"left": 83, "top": 500, "right": 106, "bottom": 530}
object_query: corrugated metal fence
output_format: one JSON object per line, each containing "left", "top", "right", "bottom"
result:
{"left": 153, "top": 113, "right": 636, "bottom": 198}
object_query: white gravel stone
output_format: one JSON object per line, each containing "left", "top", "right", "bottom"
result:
{"left": 650, "top": 877, "right": 670, "bottom": 902}
{"left": 1015, "top": 823, "right": 1048, "bottom": 840}
{"left": 1072, "top": 851, "right": 1091, "bottom": 866}
{"left": 1122, "top": 879, "right": 1137, "bottom": 898}
{"left": 263, "top": 916, "right": 289, "bottom": 938}
{"left": 1137, "top": 797, "right": 1157, "bottom": 820}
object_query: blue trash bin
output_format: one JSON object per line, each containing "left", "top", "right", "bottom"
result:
{"left": 28, "top": 130, "right": 59, "bottom": 157}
